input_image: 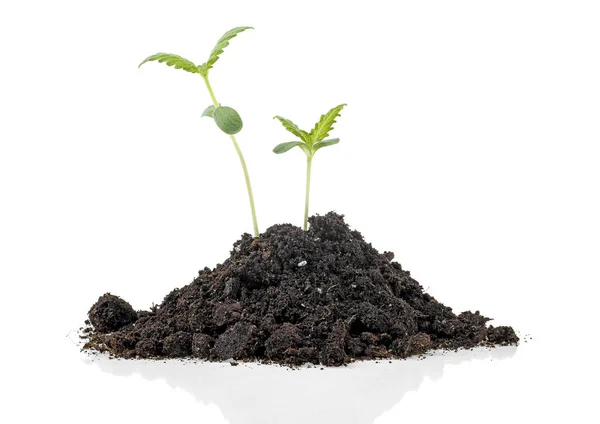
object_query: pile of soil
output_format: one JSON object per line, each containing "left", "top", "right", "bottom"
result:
{"left": 83, "top": 212, "right": 518, "bottom": 366}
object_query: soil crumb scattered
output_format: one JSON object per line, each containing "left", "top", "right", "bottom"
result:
{"left": 83, "top": 212, "right": 518, "bottom": 366}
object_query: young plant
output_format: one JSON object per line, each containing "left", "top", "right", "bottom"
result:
{"left": 273, "top": 104, "right": 346, "bottom": 230}
{"left": 138, "top": 27, "right": 259, "bottom": 237}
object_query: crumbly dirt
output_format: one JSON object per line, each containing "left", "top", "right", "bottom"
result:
{"left": 82, "top": 212, "right": 518, "bottom": 366}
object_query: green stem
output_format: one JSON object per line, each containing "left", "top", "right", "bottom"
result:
{"left": 202, "top": 74, "right": 259, "bottom": 237}
{"left": 203, "top": 74, "right": 219, "bottom": 106}
{"left": 304, "top": 155, "right": 313, "bottom": 231}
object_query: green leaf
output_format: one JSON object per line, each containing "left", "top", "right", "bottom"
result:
{"left": 273, "top": 116, "right": 309, "bottom": 143}
{"left": 202, "top": 105, "right": 216, "bottom": 118}
{"left": 313, "top": 138, "right": 340, "bottom": 152}
{"left": 213, "top": 106, "right": 243, "bottom": 135}
{"left": 205, "top": 26, "right": 253, "bottom": 71}
{"left": 273, "top": 141, "right": 307, "bottom": 154}
{"left": 138, "top": 53, "right": 199, "bottom": 73}
{"left": 309, "top": 104, "right": 346, "bottom": 143}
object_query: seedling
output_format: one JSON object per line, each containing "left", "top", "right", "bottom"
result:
{"left": 273, "top": 104, "right": 346, "bottom": 230}
{"left": 139, "top": 27, "right": 259, "bottom": 237}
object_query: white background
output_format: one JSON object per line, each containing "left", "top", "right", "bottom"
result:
{"left": 1, "top": 1, "right": 599, "bottom": 423}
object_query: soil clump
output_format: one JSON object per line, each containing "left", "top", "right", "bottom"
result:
{"left": 83, "top": 212, "right": 518, "bottom": 366}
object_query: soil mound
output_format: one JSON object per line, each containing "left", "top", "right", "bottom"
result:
{"left": 83, "top": 212, "right": 518, "bottom": 366}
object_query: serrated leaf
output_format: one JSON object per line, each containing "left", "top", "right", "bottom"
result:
{"left": 213, "top": 106, "right": 243, "bottom": 135}
{"left": 138, "top": 53, "right": 199, "bottom": 73}
{"left": 202, "top": 105, "right": 216, "bottom": 117}
{"left": 205, "top": 26, "right": 253, "bottom": 71}
{"left": 273, "top": 116, "right": 309, "bottom": 143}
{"left": 273, "top": 141, "right": 307, "bottom": 154}
{"left": 309, "top": 104, "right": 346, "bottom": 143}
{"left": 313, "top": 138, "right": 340, "bottom": 152}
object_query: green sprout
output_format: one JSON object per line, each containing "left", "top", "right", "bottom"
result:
{"left": 139, "top": 27, "right": 259, "bottom": 237}
{"left": 273, "top": 104, "right": 346, "bottom": 230}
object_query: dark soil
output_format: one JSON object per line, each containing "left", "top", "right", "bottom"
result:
{"left": 83, "top": 212, "right": 518, "bottom": 366}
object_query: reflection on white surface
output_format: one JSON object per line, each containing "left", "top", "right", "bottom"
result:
{"left": 82, "top": 346, "right": 516, "bottom": 424}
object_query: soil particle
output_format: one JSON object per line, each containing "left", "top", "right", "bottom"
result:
{"left": 213, "top": 302, "right": 242, "bottom": 327}
{"left": 320, "top": 319, "right": 350, "bottom": 366}
{"left": 487, "top": 325, "right": 520, "bottom": 345}
{"left": 88, "top": 293, "right": 137, "bottom": 333}
{"left": 265, "top": 323, "right": 302, "bottom": 359}
{"left": 213, "top": 322, "right": 261, "bottom": 360}
{"left": 83, "top": 212, "right": 518, "bottom": 366}
{"left": 191, "top": 333, "right": 214, "bottom": 358}
{"left": 162, "top": 331, "right": 192, "bottom": 358}
{"left": 395, "top": 333, "right": 432, "bottom": 358}
{"left": 135, "top": 339, "right": 160, "bottom": 358}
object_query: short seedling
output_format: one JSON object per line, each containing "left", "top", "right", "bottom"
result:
{"left": 139, "top": 27, "right": 259, "bottom": 237}
{"left": 273, "top": 104, "right": 346, "bottom": 230}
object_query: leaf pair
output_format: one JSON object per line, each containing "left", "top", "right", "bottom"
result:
{"left": 273, "top": 104, "right": 346, "bottom": 157}
{"left": 138, "top": 26, "right": 253, "bottom": 76}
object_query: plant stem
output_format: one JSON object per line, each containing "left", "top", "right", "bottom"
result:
{"left": 201, "top": 74, "right": 259, "bottom": 237}
{"left": 230, "top": 135, "right": 259, "bottom": 237}
{"left": 203, "top": 74, "right": 219, "bottom": 106}
{"left": 304, "top": 155, "right": 313, "bottom": 231}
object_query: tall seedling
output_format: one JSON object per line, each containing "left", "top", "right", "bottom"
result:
{"left": 273, "top": 104, "right": 346, "bottom": 230}
{"left": 139, "top": 27, "right": 259, "bottom": 237}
